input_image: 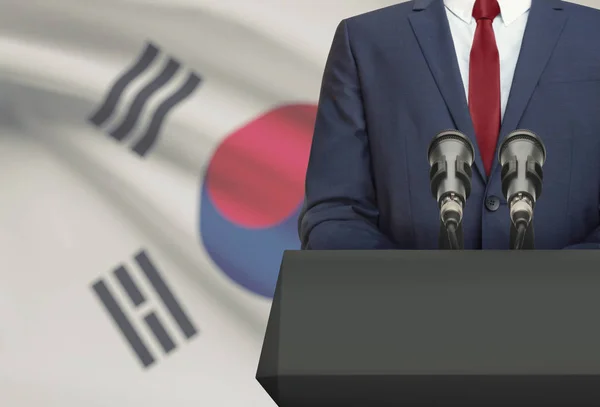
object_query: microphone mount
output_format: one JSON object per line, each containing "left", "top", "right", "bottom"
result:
{"left": 510, "top": 193, "right": 533, "bottom": 250}
{"left": 440, "top": 193, "right": 462, "bottom": 250}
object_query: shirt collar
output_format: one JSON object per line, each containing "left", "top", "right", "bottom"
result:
{"left": 444, "top": 0, "right": 531, "bottom": 26}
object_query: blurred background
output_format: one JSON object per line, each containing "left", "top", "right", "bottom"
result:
{"left": 0, "top": 0, "right": 598, "bottom": 406}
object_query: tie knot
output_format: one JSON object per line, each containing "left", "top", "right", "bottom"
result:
{"left": 472, "top": 0, "right": 501, "bottom": 21}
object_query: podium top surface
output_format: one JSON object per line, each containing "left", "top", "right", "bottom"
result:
{"left": 265, "top": 250, "right": 600, "bottom": 376}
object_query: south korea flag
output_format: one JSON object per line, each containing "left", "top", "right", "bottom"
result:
{"left": 6, "top": 0, "right": 598, "bottom": 405}
{"left": 0, "top": 0, "right": 399, "bottom": 406}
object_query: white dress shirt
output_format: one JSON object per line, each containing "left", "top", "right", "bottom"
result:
{"left": 444, "top": 0, "right": 531, "bottom": 120}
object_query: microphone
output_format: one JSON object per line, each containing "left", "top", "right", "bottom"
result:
{"left": 428, "top": 130, "right": 475, "bottom": 250}
{"left": 498, "top": 129, "right": 546, "bottom": 250}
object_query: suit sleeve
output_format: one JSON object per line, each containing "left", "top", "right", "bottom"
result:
{"left": 298, "top": 20, "right": 397, "bottom": 250}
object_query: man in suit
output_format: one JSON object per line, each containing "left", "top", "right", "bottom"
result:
{"left": 298, "top": 0, "right": 600, "bottom": 250}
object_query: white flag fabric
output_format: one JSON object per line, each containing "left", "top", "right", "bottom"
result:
{"left": 0, "top": 0, "right": 598, "bottom": 406}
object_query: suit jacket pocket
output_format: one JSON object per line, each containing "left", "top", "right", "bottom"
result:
{"left": 539, "top": 64, "right": 600, "bottom": 84}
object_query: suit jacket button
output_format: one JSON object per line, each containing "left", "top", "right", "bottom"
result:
{"left": 485, "top": 196, "right": 500, "bottom": 212}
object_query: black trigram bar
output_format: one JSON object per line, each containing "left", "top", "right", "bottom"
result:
{"left": 88, "top": 42, "right": 160, "bottom": 128}
{"left": 144, "top": 311, "right": 176, "bottom": 354}
{"left": 134, "top": 250, "right": 198, "bottom": 339}
{"left": 92, "top": 279, "right": 156, "bottom": 368}
{"left": 87, "top": 41, "right": 202, "bottom": 157}
{"left": 109, "top": 59, "right": 181, "bottom": 142}
{"left": 92, "top": 250, "right": 198, "bottom": 368}
{"left": 131, "top": 72, "right": 202, "bottom": 157}
{"left": 114, "top": 265, "right": 146, "bottom": 307}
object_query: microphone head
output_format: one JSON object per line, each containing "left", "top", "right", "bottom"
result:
{"left": 428, "top": 130, "right": 475, "bottom": 167}
{"left": 498, "top": 129, "right": 546, "bottom": 205}
{"left": 427, "top": 130, "right": 475, "bottom": 204}
{"left": 498, "top": 129, "right": 546, "bottom": 167}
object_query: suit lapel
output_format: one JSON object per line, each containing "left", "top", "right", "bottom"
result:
{"left": 490, "top": 0, "right": 567, "bottom": 176}
{"left": 409, "top": 0, "right": 486, "bottom": 181}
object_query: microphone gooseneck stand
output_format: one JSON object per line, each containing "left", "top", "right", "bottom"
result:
{"left": 439, "top": 220, "right": 464, "bottom": 250}
{"left": 511, "top": 221, "right": 534, "bottom": 250}
{"left": 446, "top": 223, "right": 461, "bottom": 250}
{"left": 513, "top": 223, "right": 528, "bottom": 250}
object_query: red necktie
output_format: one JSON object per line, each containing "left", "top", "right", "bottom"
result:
{"left": 469, "top": 0, "right": 501, "bottom": 176}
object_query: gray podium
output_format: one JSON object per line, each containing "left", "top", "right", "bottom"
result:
{"left": 256, "top": 250, "right": 600, "bottom": 407}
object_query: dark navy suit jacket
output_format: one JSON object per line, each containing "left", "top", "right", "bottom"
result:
{"left": 299, "top": 0, "right": 600, "bottom": 250}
